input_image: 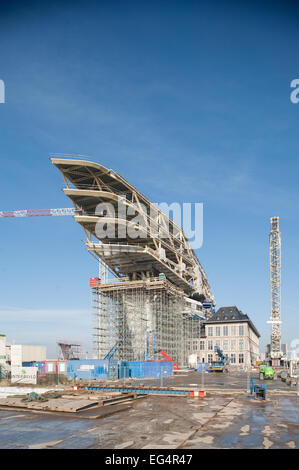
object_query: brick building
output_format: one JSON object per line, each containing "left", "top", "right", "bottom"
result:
{"left": 188, "top": 306, "right": 260, "bottom": 368}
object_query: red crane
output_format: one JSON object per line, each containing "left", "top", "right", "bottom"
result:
{"left": 157, "top": 349, "right": 179, "bottom": 371}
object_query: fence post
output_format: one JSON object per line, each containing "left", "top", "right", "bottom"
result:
{"left": 247, "top": 367, "right": 250, "bottom": 393}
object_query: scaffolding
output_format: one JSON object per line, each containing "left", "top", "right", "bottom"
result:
{"left": 57, "top": 340, "right": 83, "bottom": 360}
{"left": 91, "top": 277, "right": 204, "bottom": 367}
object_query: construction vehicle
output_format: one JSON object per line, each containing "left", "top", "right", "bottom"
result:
{"left": 210, "top": 346, "right": 229, "bottom": 373}
{"left": 258, "top": 362, "right": 275, "bottom": 380}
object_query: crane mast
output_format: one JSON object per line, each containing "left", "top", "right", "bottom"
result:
{"left": 268, "top": 216, "right": 282, "bottom": 365}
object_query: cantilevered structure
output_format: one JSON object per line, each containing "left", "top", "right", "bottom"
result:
{"left": 52, "top": 156, "right": 215, "bottom": 365}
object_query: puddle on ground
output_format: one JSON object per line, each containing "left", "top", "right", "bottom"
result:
{"left": 219, "top": 433, "right": 261, "bottom": 449}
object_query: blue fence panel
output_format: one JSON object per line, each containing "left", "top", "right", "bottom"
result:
{"left": 66, "top": 360, "right": 174, "bottom": 380}
{"left": 120, "top": 361, "right": 144, "bottom": 378}
{"left": 118, "top": 362, "right": 131, "bottom": 379}
{"left": 119, "top": 361, "right": 174, "bottom": 379}
{"left": 67, "top": 360, "right": 109, "bottom": 380}
{"left": 108, "top": 360, "right": 120, "bottom": 379}
{"left": 144, "top": 361, "right": 173, "bottom": 378}
{"left": 130, "top": 362, "right": 144, "bottom": 378}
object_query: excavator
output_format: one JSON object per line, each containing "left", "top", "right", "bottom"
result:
{"left": 210, "top": 345, "right": 229, "bottom": 373}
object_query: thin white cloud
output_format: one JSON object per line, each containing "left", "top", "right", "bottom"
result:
{"left": 0, "top": 307, "right": 90, "bottom": 323}
{"left": 0, "top": 307, "right": 92, "bottom": 358}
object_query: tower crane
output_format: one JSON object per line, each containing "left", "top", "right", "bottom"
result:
{"left": 0, "top": 208, "right": 75, "bottom": 217}
{"left": 267, "top": 216, "right": 282, "bottom": 366}
{"left": 0, "top": 207, "right": 109, "bottom": 279}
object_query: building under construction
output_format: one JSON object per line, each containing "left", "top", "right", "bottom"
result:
{"left": 52, "top": 157, "right": 215, "bottom": 366}
{"left": 57, "top": 340, "right": 83, "bottom": 360}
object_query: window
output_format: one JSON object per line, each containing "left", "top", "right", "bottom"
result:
{"left": 230, "top": 353, "right": 236, "bottom": 364}
{"left": 200, "top": 340, "right": 205, "bottom": 351}
{"left": 231, "top": 339, "right": 236, "bottom": 351}
{"left": 58, "top": 362, "right": 66, "bottom": 372}
{"left": 239, "top": 339, "right": 244, "bottom": 351}
{"left": 208, "top": 354, "right": 213, "bottom": 363}
{"left": 216, "top": 326, "right": 221, "bottom": 336}
{"left": 208, "top": 340, "right": 213, "bottom": 351}
{"left": 208, "top": 327, "right": 213, "bottom": 337}
{"left": 47, "top": 363, "right": 54, "bottom": 372}
{"left": 223, "top": 340, "right": 228, "bottom": 351}
{"left": 231, "top": 326, "right": 236, "bottom": 336}
{"left": 239, "top": 325, "right": 244, "bottom": 336}
{"left": 223, "top": 326, "right": 228, "bottom": 336}
{"left": 193, "top": 341, "right": 198, "bottom": 351}
{"left": 239, "top": 354, "right": 244, "bottom": 364}
{"left": 215, "top": 340, "right": 221, "bottom": 348}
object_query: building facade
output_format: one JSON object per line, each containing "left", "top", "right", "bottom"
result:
{"left": 187, "top": 306, "right": 260, "bottom": 368}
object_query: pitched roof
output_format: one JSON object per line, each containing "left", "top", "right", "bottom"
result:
{"left": 204, "top": 305, "right": 260, "bottom": 338}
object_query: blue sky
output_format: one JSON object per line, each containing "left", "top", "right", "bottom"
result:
{"left": 0, "top": 0, "right": 298, "bottom": 357}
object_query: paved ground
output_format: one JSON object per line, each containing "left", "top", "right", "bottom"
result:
{"left": 0, "top": 372, "right": 297, "bottom": 449}
{"left": 126, "top": 370, "right": 297, "bottom": 392}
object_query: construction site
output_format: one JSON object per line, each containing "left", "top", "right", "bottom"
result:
{"left": 0, "top": 157, "right": 298, "bottom": 451}
{"left": 1, "top": 0, "right": 299, "bottom": 456}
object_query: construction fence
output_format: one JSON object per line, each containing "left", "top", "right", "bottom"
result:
{"left": 18, "top": 359, "right": 174, "bottom": 381}
{"left": 67, "top": 359, "right": 174, "bottom": 380}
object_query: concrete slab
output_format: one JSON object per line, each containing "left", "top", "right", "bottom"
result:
{"left": 0, "top": 397, "right": 99, "bottom": 412}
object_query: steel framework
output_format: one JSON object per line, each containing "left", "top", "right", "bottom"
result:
{"left": 268, "top": 216, "right": 282, "bottom": 363}
{"left": 51, "top": 156, "right": 214, "bottom": 301}
{"left": 57, "top": 340, "right": 83, "bottom": 360}
{"left": 52, "top": 156, "right": 214, "bottom": 364}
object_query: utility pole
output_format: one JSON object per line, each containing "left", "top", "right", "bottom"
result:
{"left": 268, "top": 216, "right": 282, "bottom": 366}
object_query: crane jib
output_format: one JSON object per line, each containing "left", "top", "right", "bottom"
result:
{"left": 0, "top": 208, "right": 75, "bottom": 217}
